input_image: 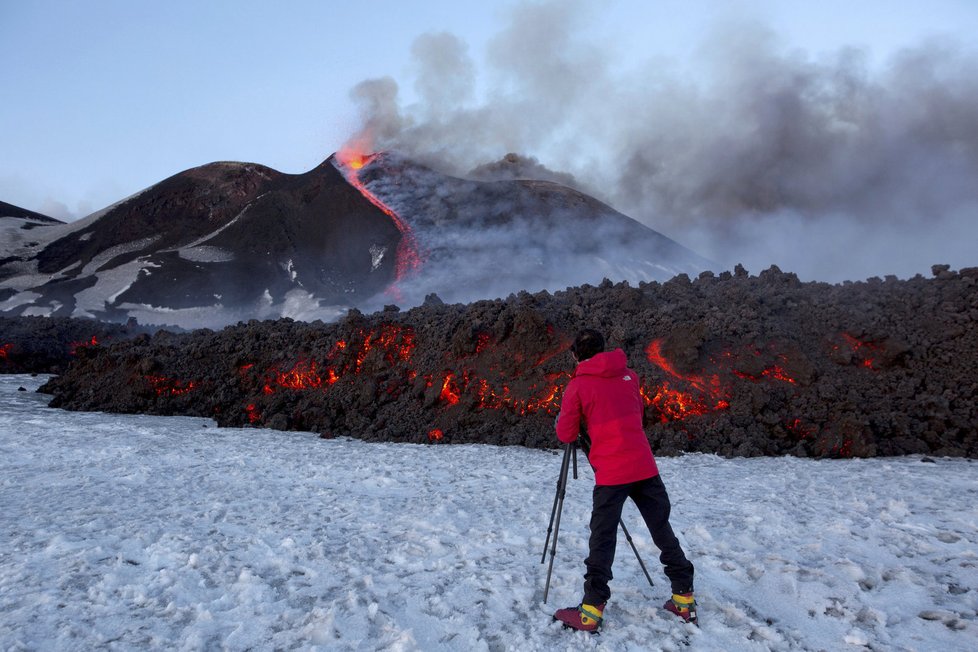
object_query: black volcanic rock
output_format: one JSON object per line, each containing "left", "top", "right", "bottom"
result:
{"left": 0, "top": 158, "right": 403, "bottom": 326}
{"left": 35, "top": 162, "right": 282, "bottom": 275}
{"left": 0, "top": 201, "right": 63, "bottom": 224}
{"left": 0, "top": 153, "right": 709, "bottom": 327}
{"left": 34, "top": 266, "right": 978, "bottom": 459}
{"left": 0, "top": 315, "right": 158, "bottom": 374}
{"left": 106, "top": 160, "right": 401, "bottom": 314}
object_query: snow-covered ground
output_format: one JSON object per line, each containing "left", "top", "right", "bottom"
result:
{"left": 1, "top": 374, "right": 976, "bottom": 651}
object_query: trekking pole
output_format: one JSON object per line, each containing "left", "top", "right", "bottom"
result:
{"left": 618, "top": 519, "right": 655, "bottom": 588}
{"left": 542, "top": 442, "right": 575, "bottom": 603}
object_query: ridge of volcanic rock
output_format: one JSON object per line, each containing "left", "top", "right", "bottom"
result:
{"left": 32, "top": 266, "right": 978, "bottom": 459}
{"left": 35, "top": 161, "right": 282, "bottom": 275}
{"left": 0, "top": 201, "right": 63, "bottom": 224}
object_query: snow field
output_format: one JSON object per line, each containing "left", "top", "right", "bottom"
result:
{"left": 0, "top": 374, "right": 976, "bottom": 651}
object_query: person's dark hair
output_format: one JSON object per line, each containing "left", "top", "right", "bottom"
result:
{"left": 571, "top": 329, "right": 605, "bottom": 361}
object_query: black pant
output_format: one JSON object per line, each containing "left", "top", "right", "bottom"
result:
{"left": 583, "top": 474, "right": 694, "bottom": 605}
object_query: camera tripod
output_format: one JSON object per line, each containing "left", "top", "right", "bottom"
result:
{"left": 541, "top": 441, "right": 655, "bottom": 603}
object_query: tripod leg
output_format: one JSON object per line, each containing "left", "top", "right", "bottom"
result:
{"left": 619, "top": 519, "right": 655, "bottom": 588}
{"left": 543, "top": 443, "right": 573, "bottom": 603}
{"left": 541, "top": 444, "right": 572, "bottom": 564}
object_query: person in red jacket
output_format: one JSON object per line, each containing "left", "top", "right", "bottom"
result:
{"left": 552, "top": 329, "right": 696, "bottom": 632}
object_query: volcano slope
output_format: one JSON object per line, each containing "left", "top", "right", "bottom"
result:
{"left": 0, "top": 159, "right": 403, "bottom": 327}
{"left": 0, "top": 152, "right": 708, "bottom": 327}
{"left": 38, "top": 264, "right": 978, "bottom": 459}
{"left": 348, "top": 152, "right": 710, "bottom": 308}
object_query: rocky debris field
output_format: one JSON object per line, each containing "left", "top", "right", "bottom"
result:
{"left": 25, "top": 264, "right": 978, "bottom": 458}
{"left": 0, "top": 316, "right": 158, "bottom": 374}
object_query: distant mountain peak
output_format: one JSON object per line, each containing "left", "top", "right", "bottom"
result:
{"left": 0, "top": 200, "right": 63, "bottom": 224}
{"left": 0, "top": 153, "right": 710, "bottom": 328}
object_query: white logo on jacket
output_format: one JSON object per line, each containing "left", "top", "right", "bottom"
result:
{"left": 622, "top": 375, "right": 632, "bottom": 381}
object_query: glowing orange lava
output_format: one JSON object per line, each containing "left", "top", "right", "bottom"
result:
{"left": 69, "top": 335, "right": 99, "bottom": 355}
{"left": 838, "top": 333, "right": 881, "bottom": 369}
{"left": 475, "top": 333, "right": 491, "bottom": 355}
{"left": 435, "top": 369, "right": 567, "bottom": 416}
{"left": 276, "top": 358, "right": 325, "bottom": 390}
{"left": 643, "top": 339, "right": 729, "bottom": 421}
{"left": 230, "top": 327, "right": 809, "bottom": 429}
{"left": 144, "top": 374, "right": 196, "bottom": 397}
{"left": 643, "top": 382, "right": 714, "bottom": 422}
{"left": 334, "top": 147, "right": 422, "bottom": 286}
{"left": 242, "top": 326, "right": 417, "bottom": 403}
{"left": 645, "top": 340, "right": 722, "bottom": 395}
{"left": 347, "top": 156, "right": 367, "bottom": 170}
{"left": 245, "top": 403, "right": 262, "bottom": 424}
{"left": 439, "top": 373, "right": 462, "bottom": 405}
{"left": 641, "top": 339, "right": 799, "bottom": 422}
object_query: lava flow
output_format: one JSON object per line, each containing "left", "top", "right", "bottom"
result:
{"left": 334, "top": 147, "right": 422, "bottom": 287}
{"left": 642, "top": 338, "right": 803, "bottom": 423}
{"left": 128, "top": 319, "right": 814, "bottom": 437}
{"left": 232, "top": 323, "right": 570, "bottom": 426}
{"left": 433, "top": 369, "right": 568, "bottom": 416}
{"left": 643, "top": 339, "right": 729, "bottom": 422}
{"left": 837, "top": 333, "right": 881, "bottom": 369}
{"left": 144, "top": 374, "right": 196, "bottom": 397}
{"left": 242, "top": 324, "right": 417, "bottom": 399}
{"left": 68, "top": 335, "right": 99, "bottom": 356}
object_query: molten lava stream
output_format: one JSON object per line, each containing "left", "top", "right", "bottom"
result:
{"left": 333, "top": 150, "right": 422, "bottom": 290}
{"left": 643, "top": 339, "right": 732, "bottom": 422}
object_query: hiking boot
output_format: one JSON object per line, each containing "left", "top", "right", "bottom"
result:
{"left": 553, "top": 602, "right": 605, "bottom": 632}
{"left": 663, "top": 591, "right": 697, "bottom": 625}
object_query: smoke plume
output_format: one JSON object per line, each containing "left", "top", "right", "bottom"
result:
{"left": 344, "top": 2, "right": 978, "bottom": 282}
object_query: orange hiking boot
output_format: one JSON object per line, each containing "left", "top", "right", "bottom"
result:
{"left": 664, "top": 591, "right": 697, "bottom": 625}
{"left": 554, "top": 602, "right": 605, "bottom": 632}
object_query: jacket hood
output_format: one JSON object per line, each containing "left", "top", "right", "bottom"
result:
{"left": 575, "top": 348, "right": 629, "bottom": 378}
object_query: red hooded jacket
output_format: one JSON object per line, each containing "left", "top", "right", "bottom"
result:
{"left": 556, "top": 348, "right": 659, "bottom": 486}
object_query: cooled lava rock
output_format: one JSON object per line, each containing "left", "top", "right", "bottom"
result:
{"left": 0, "top": 316, "right": 158, "bottom": 374}
{"left": 33, "top": 265, "right": 978, "bottom": 459}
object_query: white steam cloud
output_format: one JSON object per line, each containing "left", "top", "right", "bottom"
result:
{"left": 344, "top": 1, "right": 978, "bottom": 282}
{"left": 348, "top": 153, "right": 707, "bottom": 311}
